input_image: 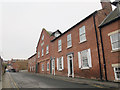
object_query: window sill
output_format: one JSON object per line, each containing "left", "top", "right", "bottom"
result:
{"left": 47, "top": 70, "right": 49, "bottom": 71}
{"left": 58, "top": 50, "right": 62, "bottom": 53}
{"left": 79, "top": 40, "right": 87, "bottom": 44}
{"left": 67, "top": 45, "right": 72, "bottom": 49}
{"left": 114, "top": 80, "right": 120, "bottom": 82}
{"left": 58, "top": 69, "right": 63, "bottom": 71}
{"left": 81, "top": 67, "right": 90, "bottom": 70}
{"left": 111, "top": 49, "right": 120, "bottom": 53}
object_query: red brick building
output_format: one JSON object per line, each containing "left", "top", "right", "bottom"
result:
{"left": 99, "top": 0, "right": 120, "bottom": 82}
{"left": 36, "top": 0, "right": 119, "bottom": 82}
{"left": 28, "top": 53, "right": 36, "bottom": 73}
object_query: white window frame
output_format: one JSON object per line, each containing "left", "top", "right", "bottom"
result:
{"left": 42, "top": 35, "right": 44, "bottom": 40}
{"left": 67, "top": 34, "right": 72, "bottom": 48}
{"left": 58, "top": 40, "right": 62, "bottom": 52}
{"left": 79, "top": 26, "right": 86, "bottom": 43}
{"left": 78, "top": 48, "right": 92, "bottom": 69}
{"left": 113, "top": 67, "right": 120, "bottom": 81}
{"left": 109, "top": 32, "right": 120, "bottom": 51}
{"left": 46, "top": 45, "right": 49, "bottom": 54}
{"left": 38, "top": 51, "right": 40, "bottom": 58}
{"left": 47, "top": 62, "right": 49, "bottom": 71}
{"left": 57, "top": 56, "right": 64, "bottom": 71}
{"left": 42, "top": 64, "right": 44, "bottom": 71}
{"left": 42, "top": 48, "right": 44, "bottom": 56}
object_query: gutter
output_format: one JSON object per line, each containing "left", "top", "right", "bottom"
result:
{"left": 93, "top": 13, "right": 103, "bottom": 81}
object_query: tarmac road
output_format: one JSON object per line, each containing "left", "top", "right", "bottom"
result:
{"left": 10, "top": 72, "right": 96, "bottom": 88}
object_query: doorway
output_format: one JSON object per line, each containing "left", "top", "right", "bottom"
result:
{"left": 67, "top": 54, "right": 74, "bottom": 77}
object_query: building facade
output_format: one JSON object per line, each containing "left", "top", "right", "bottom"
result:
{"left": 36, "top": 0, "right": 119, "bottom": 82}
{"left": 99, "top": 0, "right": 120, "bottom": 82}
{"left": 28, "top": 53, "right": 37, "bottom": 73}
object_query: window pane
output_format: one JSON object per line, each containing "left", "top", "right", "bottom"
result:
{"left": 80, "top": 34, "right": 86, "bottom": 42}
{"left": 80, "top": 27, "right": 85, "bottom": 35}
{"left": 111, "top": 33, "right": 119, "bottom": 43}
{"left": 112, "top": 42, "right": 119, "bottom": 49}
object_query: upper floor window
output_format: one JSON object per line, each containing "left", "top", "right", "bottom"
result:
{"left": 46, "top": 45, "right": 49, "bottom": 54}
{"left": 79, "top": 26, "right": 86, "bottom": 43}
{"left": 110, "top": 32, "right": 120, "bottom": 51}
{"left": 42, "top": 48, "right": 44, "bottom": 56}
{"left": 78, "top": 48, "right": 92, "bottom": 69}
{"left": 38, "top": 51, "right": 40, "bottom": 58}
{"left": 58, "top": 40, "right": 62, "bottom": 52}
{"left": 42, "top": 35, "right": 44, "bottom": 40}
{"left": 67, "top": 34, "right": 72, "bottom": 48}
{"left": 57, "top": 56, "right": 64, "bottom": 71}
{"left": 42, "top": 64, "right": 44, "bottom": 71}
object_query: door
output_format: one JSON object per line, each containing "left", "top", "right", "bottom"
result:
{"left": 52, "top": 59, "right": 55, "bottom": 75}
{"left": 67, "top": 54, "right": 74, "bottom": 77}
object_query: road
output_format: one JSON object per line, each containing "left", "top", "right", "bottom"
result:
{"left": 10, "top": 72, "right": 96, "bottom": 88}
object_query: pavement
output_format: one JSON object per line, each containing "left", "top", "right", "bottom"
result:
{"left": 2, "top": 72, "right": 18, "bottom": 89}
{"left": 34, "top": 72, "right": 119, "bottom": 88}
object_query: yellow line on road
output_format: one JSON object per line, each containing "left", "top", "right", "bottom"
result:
{"left": 8, "top": 72, "right": 19, "bottom": 90}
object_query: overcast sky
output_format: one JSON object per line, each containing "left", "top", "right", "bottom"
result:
{"left": 0, "top": 0, "right": 116, "bottom": 60}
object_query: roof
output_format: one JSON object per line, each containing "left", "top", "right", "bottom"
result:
{"left": 51, "top": 11, "right": 97, "bottom": 42}
{"left": 28, "top": 53, "right": 36, "bottom": 60}
{"left": 47, "top": 31, "right": 53, "bottom": 35}
{"left": 99, "top": 8, "right": 120, "bottom": 28}
{"left": 111, "top": 0, "right": 120, "bottom": 6}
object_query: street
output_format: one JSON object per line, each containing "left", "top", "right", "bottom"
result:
{"left": 10, "top": 72, "right": 96, "bottom": 88}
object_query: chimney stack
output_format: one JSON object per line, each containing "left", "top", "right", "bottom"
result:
{"left": 101, "top": 0, "right": 112, "bottom": 15}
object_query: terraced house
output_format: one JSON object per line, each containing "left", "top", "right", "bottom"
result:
{"left": 35, "top": 0, "right": 119, "bottom": 82}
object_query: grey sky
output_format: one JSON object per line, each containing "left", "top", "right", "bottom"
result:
{"left": 0, "top": 0, "right": 115, "bottom": 60}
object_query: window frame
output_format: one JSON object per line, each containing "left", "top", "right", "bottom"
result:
{"left": 78, "top": 48, "right": 92, "bottom": 69}
{"left": 42, "top": 48, "right": 44, "bottom": 56}
{"left": 46, "top": 45, "right": 49, "bottom": 54}
{"left": 42, "top": 64, "right": 44, "bottom": 71}
{"left": 57, "top": 56, "right": 64, "bottom": 71}
{"left": 58, "top": 40, "right": 62, "bottom": 52}
{"left": 67, "top": 34, "right": 72, "bottom": 48}
{"left": 79, "top": 26, "right": 86, "bottom": 43}
{"left": 47, "top": 62, "right": 49, "bottom": 71}
{"left": 110, "top": 32, "right": 120, "bottom": 51}
{"left": 113, "top": 67, "right": 120, "bottom": 81}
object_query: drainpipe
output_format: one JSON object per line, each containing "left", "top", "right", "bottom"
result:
{"left": 99, "top": 27, "right": 108, "bottom": 81}
{"left": 93, "top": 13, "right": 103, "bottom": 81}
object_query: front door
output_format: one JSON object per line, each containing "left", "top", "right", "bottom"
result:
{"left": 52, "top": 59, "right": 55, "bottom": 75}
{"left": 67, "top": 54, "right": 74, "bottom": 77}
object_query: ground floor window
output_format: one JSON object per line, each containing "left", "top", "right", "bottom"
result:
{"left": 114, "top": 67, "right": 120, "bottom": 80}
{"left": 78, "top": 48, "right": 92, "bottom": 69}
{"left": 57, "top": 56, "right": 64, "bottom": 71}
{"left": 47, "top": 62, "right": 49, "bottom": 71}
{"left": 42, "top": 64, "right": 44, "bottom": 71}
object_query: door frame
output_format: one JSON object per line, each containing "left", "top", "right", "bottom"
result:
{"left": 52, "top": 59, "right": 55, "bottom": 75}
{"left": 67, "top": 54, "right": 74, "bottom": 77}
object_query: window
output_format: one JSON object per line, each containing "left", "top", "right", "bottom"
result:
{"left": 67, "top": 34, "right": 72, "bottom": 48}
{"left": 58, "top": 40, "right": 62, "bottom": 52}
{"left": 47, "top": 62, "right": 49, "bottom": 71}
{"left": 46, "top": 45, "right": 49, "bottom": 54}
{"left": 114, "top": 67, "right": 120, "bottom": 80}
{"left": 38, "top": 51, "right": 40, "bottom": 58}
{"left": 78, "top": 48, "right": 92, "bottom": 69}
{"left": 79, "top": 26, "right": 86, "bottom": 43}
{"left": 57, "top": 56, "right": 64, "bottom": 71}
{"left": 42, "top": 48, "right": 44, "bottom": 56}
{"left": 42, "top": 64, "right": 44, "bottom": 71}
{"left": 110, "top": 33, "right": 120, "bottom": 50}
{"left": 42, "top": 35, "right": 44, "bottom": 40}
